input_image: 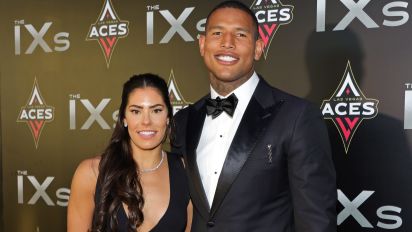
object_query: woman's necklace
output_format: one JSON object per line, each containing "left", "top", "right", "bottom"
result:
{"left": 141, "top": 151, "right": 165, "bottom": 173}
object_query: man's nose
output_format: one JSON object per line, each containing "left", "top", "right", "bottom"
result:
{"left": 221, "top": 33, "right": 235, "bottom": 49}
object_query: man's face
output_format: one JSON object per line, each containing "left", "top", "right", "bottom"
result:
{"left": 199, "top": 7, "right": 264, "bottom": 88}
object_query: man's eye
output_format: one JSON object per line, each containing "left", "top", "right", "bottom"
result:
{"left": 212, "top": 31, "right": 222, "bottom": 36}
{"left": 153, "top": 109, "right": 163, "bottom": 113}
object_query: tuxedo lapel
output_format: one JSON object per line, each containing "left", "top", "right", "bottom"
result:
{"left": 185, "top": 98, "right": 210, "bottom": 219}
{"left": 210, "top": 79, "right": 284, "bottom": 218}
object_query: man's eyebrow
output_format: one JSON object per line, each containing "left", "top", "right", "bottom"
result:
{"left": 207, "top": 25, "right": 251, "bottom": 33}
{"left": 235, "top": 27, "right": 251, "bottom": 33}
{"left": 207, "top": 25, "right": 224, "bottom": 31}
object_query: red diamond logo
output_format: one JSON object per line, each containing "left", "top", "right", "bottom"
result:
{"left": 250, "top": 0, "right": 294, "bottom": 59}
{"left": 320, "top": 61, "right": 379, "bottom": 153}
{"left": 86, "top": 0, "right": 129, "bottom": 68}
{"left": 17, "top": 78, "right": 55, "bottom": 149}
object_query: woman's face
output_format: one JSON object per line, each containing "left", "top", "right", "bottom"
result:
{"left": 123, "top": 87, "right": 169, "bottom": 153}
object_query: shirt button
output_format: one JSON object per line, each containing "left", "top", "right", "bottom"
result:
{"left": 214, "top": 171, "right": 217, "bottom": 174}
{"left": 219, "top": 135, "right": 222, "bottom": 138}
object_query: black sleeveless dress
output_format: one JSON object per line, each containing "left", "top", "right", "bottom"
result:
{"left": 93, "top": 152, "right": 190, "bottom": 232}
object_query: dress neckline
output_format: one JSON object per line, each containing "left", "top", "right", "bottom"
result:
{"left": 119, "top": 152, "right": 173, "bottom": 232}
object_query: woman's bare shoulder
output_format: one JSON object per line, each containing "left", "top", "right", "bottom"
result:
{"left": 73, "top": 155, "right": 101, "bottom": 186}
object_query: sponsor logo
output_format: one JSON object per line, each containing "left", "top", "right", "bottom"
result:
{"left": 14, "top": 20, "right": 70, "bottom": 55}
{"left": 17, "top": 78, "right": 55, "bottom": 148}
{"left": 338, "top": 189, "right": 402, "bottom": 229}
{"left": 250, "top": 0, "right": 294, "bottom": 59}
{"left": 316, "top": 0, "right": 409, "bottom": 32}
{"left": 69, "top": 94, "right": 116, "bottom": 130}
{"left": 167, "top": 70, "right": 191, "bottom": 115}
{"left": 320, "top": 61, "right": 378, "bottom": 153}
{"left": 86, "top": 0, "right": 129, "bottom": 67}
{"left": 146, "top": 5, "right": 200, "bottom": 44}
{"left": 17, "top": 170, "right": 70, "bottom": 207}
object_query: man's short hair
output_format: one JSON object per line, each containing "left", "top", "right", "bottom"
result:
{"left": 205, "top": 0, "right": 259, "bottom": 40}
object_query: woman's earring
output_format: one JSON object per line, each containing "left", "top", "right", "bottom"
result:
{"left": 124, "top": 122, "right": 128, "bottom": 127}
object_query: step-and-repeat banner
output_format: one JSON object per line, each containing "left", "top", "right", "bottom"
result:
{"left": 1, "top": 0, "right": 411, "bottom": 231}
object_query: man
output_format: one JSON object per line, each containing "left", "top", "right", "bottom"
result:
{"left": 173, "top": 1, "right": 336, "bottom": 231}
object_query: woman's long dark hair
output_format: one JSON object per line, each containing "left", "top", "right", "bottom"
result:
{"left": 91, "top": 74, "right": 174, "bottom": 232}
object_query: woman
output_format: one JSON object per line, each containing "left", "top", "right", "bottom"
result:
{"left": 68, "top": 74, "right": 192, "bottom": 232}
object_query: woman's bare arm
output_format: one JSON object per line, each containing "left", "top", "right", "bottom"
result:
{"left": 67, "top": 157, "right": 99, "bottom": 232}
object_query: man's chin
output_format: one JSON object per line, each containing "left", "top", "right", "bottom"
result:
{"left": 210, "top": 71, "right": 239, "bottom": 82}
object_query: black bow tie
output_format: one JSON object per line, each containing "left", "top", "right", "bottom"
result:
{"left": 206, "top": 93, "right": 238, "bottom": 119}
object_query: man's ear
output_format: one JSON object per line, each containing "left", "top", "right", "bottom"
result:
{"left": 199, "top": 34, "right": 205, "bottom": 57}
{"left": 254, "top": 38, "right": 264, "bottom": 61}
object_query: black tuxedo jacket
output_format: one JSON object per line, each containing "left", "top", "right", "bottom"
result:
{"left": 173, "top": 77, "right": 337, "bottom": 232}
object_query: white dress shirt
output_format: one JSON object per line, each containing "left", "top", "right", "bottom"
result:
{"left": 196, "top": 72, "right": 259, "bottom": 206}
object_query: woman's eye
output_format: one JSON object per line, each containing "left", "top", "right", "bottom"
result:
{"left": 131, "top": 109, "right": 139, "bottom": 114}
{"left": 153, "top": 108, "right": 163, "bottom": 113}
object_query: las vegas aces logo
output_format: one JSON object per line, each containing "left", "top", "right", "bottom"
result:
{"left": 86, "top": 0, "right": 129, "bottom": 68}
{"left": 321, "top": 61, "right": 379, "bottom": 153}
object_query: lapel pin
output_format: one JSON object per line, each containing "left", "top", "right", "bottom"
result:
{"left": 267, "top": 144, "right": 272, "bottom": 164}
